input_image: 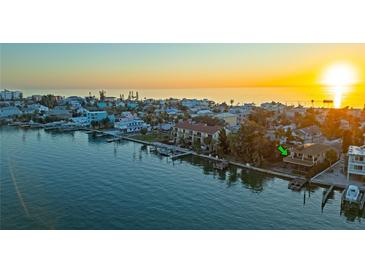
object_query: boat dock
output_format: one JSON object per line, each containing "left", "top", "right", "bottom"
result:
{"left": 288, "top": 178, "right": 308, "bottom": 191}
{"left": 192, "top": 154, "right": 303, "bottom": 180}
{"left": 321, "top": 185, "right": 335, "bottom": 208}
{"left": 360, "top": 194, "right": 365, "bottom": 211}
{"left": 171, "top": 151, "right": 193, "bottom": 160}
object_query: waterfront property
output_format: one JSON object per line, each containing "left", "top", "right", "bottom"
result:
{"left": 347, "top": 145, "right": 365, "bottom": 181}
{"left": 0, "top": 106, "right": 23, "bottom": 118}
{"left": 86, "top": 110, "right": 108, "bottom": 123}
{"left": 1, "top": 127, "right": 363, "bottom": 229}
{"left": 47, "top": 106, "right": 72, "bottom": 119}
{"left": 284, "top": 143, "right": 337, "bottom": 171}
{"left": 172, "top": 121, "right": 223, "bottom": 146}
{"left": 114, "top": 117, "right": 148, "bottom": 133}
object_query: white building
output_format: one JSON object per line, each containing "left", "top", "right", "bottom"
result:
{"left": 87, "top": 111, "right": 108, "bottom": 123}
{"left": 0, "top": 90, "right": 23, "bottom": 101}
{"left": 347, "top": 145, "right": 365, "bottom": 180}
{"left": 23, "top": 103, "right": 49, "bottom": 114}
{"left": 114, "top": 117, "right": 148, "bottom": 133}
{"left": 0, "top": 106, "right": 23, "bottom": 117}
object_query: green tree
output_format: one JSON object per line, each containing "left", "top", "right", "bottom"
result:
{"left": 193, "top": 115, "right": 224, "bottom": 126}
{"left": 342, "top": 130, "right": 353, "bottom": 153}
{"left": 229, "top": 120, "right": 274, "bottom": 166}
{"left": 140, "top": 128, "right": 148, "bottom": 135}
{"left": 325, "top": 149, "right": 338, "bottom": 166}
{"left": 193, "top": 139, "right": 202, "bottom": 154}
{"left": 217, "top": 128, "right": 230, "bottom": 156}
{"left": 204, "top": 135, "right": 213, "bottom": 153}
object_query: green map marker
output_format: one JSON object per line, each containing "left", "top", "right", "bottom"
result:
{"left": 277, "top": 145, "right": 288, "bottom": 156}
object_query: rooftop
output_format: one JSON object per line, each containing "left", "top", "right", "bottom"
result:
{"left": 348, "top": 145, "right": 365, "bottom": 156}
{"left": 175, "top": 121, "right": 222, "bottom": 135}
{"left": 292, "top": 143, "right": 334, "bottom": 155}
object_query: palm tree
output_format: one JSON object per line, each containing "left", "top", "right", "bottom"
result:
{"left": 230, "top": 99, "right": 234, "bottom": 107}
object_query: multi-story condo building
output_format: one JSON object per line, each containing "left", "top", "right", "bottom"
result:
{"left": 347, "top": 145, "right": 365, "bottom": 180}
{"left": 87, "top": 111, "right": 108, "bottom": 123}
{"left": 172, "top": 121, "right": 223, "bottom": 146}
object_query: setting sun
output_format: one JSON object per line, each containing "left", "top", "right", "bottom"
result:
{"left": 321, "top": 63, "right": 359, "bottom": 108}
{"left": 321, "top": 63, "right": 358, "bottom": 86}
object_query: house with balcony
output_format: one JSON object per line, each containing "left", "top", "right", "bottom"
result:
{"left": 172, "top": 121, "right": 223, "bottom": 147}
{"left": 283, "top": 143, "right": 337, "bottom": 172}
{"left": 347, "top": 145, "right": 365, "bottom": 181}
{"left": 114, "top": 117, "right": 148, "bottom": 133}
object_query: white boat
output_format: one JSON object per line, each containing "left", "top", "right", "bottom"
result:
{"left": 343, "top": 185, "right": 361, "bottom": 203}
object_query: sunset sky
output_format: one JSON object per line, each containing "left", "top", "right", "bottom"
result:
{"left": 1, "top": 44, "right": 364, "bottom": 89}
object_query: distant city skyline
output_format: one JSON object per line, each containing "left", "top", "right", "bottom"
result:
{"left": 1, "top": 44, "right": 365, "bottom": 108}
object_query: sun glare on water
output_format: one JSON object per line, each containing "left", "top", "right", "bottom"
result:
{"left": 321, "top": 63, "right": 359, "bottom": 108}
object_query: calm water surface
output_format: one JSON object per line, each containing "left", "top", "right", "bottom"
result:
{"left": 1, "top": 127, "right": 364, "bottom": 229}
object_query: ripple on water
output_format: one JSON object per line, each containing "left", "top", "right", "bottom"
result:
{"left": 1, "top": 128, "right": 364, "bottom": 229}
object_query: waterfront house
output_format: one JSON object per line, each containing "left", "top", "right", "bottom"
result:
{"left": 347, "top": 145, "right": 365, "bottom": 181}
{"left": 47, "top": 107, "right": 72, "bottom": 119}
{"left": 214, "top": 112, "right": 238, "bottom": 126}
{"left": 172, "top": 121, "right": 223, "bottom": 146}
{"left": 114, "top": 117, "right": 148, "bottom": 133}
{"left": 283, "top": 143, "right": 337, "bottom": 171}
{"left": 87, "top": 111, "right": 108, "bottom": 123}
{"left": 0, "top": 106, "right": 22, "bottom": 118}
{"left": 71, "top": 116, "right": 90, "bottom": 126}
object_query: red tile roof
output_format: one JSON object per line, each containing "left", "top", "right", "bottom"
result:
{"left": 175, "top": 121, "right": 222, "bottom": 135}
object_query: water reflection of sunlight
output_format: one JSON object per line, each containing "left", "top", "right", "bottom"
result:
{"left": 327, "top": 85, "right": 349, "bottom": 108}
{"left": 321, "top": 63, "right": 359, "bottom": 108}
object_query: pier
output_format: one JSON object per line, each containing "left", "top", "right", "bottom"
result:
{"left": 321, "top": 185, "right": 335, "bottom": 208}
{"left": 360, "top": 194, "right": 365, "bottom": 211}
{"left": 191, "top": 154, "right": 303, "bottom": 180}
{"left": 288, "top": 178, "right": 307, "bottom": 191}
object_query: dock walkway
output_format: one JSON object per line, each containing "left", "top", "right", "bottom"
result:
{"left": 192, "top": 154, "right": 302, "bottom": 180}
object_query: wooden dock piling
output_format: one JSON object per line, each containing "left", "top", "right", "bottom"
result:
{"left": 322, "top": 185, "right": 335, "bottom": 208}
